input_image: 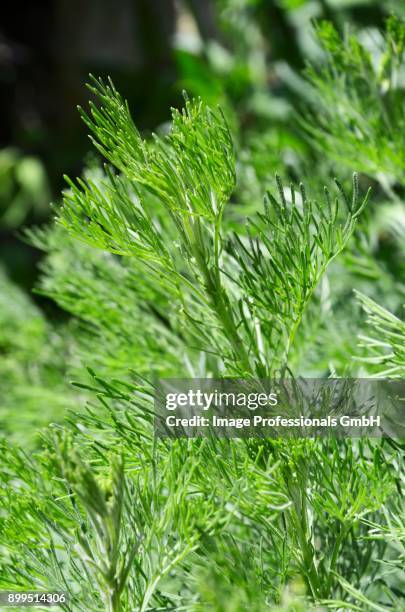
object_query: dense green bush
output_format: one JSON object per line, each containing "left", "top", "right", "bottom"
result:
{"left": 0, "top": 13, "right": 404, "bottom": 612}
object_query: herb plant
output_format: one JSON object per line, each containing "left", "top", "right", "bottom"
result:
{"left": 0, "top": 15, "right": 404, "bottom": 612}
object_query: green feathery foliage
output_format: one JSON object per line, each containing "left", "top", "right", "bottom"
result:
{"left": 302, "top": 16, "right": 405, "bottom": 192}
{"left": 0, "top": 27, "right": 404, "bottom": 610}
{"left": 57, "top": 77, "right": 369, "bottom": 378}
{"left": 356, "top": 291, "right": 405, "bottom": 376}
{"left": 0, "top": 268, "right": 78, "bottom": 445}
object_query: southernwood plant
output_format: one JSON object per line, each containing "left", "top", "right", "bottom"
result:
{"left": 1, "top": 18, "right": 405, "bottom": 612}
